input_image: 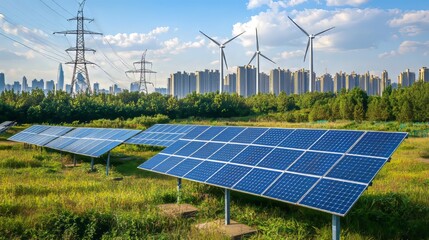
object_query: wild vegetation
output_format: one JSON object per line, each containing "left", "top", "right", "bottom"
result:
{"left": 1, "top": 82, "right": 429, "bottom": 124}
{"left": 1, "top": 122, "right": 429, "bottom": 239}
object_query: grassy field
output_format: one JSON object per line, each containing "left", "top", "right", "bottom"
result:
{"left": 1, "top": 123, "right": 429, "bottom": 239}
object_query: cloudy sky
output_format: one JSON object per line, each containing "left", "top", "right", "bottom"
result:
{"left": 0, "top": 0, "right": 428, "bottom": 91}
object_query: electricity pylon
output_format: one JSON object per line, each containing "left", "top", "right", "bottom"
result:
{"left": 54, "top": 0, "right": 102, "bottom": 94}
{"left": 126, "top": 50, "right": 156, "bottom": 94}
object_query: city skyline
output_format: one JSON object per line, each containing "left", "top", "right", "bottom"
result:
{"left": 0, "top": 0, "right": 428, "bottom": 91}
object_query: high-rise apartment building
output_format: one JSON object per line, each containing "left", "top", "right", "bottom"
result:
{"left": 419, "top": 67, "right": 429, "bottom": 82}
{"left": 293, "top": 69, "right": 309, "bottom": 94}
{"left": 259, "top": 72, "right": 269, "bottom": 94}
{"left": 319, "top": 73, "right": 333, "bottom": 93}
{"left": 12, "top": 81, "right": 21, "bottom": 93}
{"left": 22, "top": 76, "right": 29, "bottom": 92}
{"left": 46, "top": 80, "right": 55, "bottom": 92}
{"left": 237, "top": 65, "right": 256, "bottom": 97}
{"left": 196, "top": 70, "right": 219, "bottom": 94}
{"left": 130, "top": 82, "right": 140, "bottom": 92}
{"left": 224, "top": 73, "right": 236, "bottom": 93}
{"left": 168, "top": 71, "right": 196, "bottom": 98}
{"left": 93, "top": 83, "right": 100, "bottom": 93}
{"left": 380, "top": 70, "right": 389, "bottom": 96}
{"left": 333, "top": 72, "right": 346, "bottom": 93}
{"left": 65, "top": 84, "right": 72, "bottom": 93}
{"left": 56, "top": 63, "right": 64, "bottom": 91}
{"left": 346, "top": 72, "right": 359, "bottom": 90}
{"left": 0, "top": 73, "right": 5, "bottom": 92}
{"left": 32, "top": 79, "right": 44, "bottom": 90}
{"left": 398, "top": 69, "right": 416, "bottom": 87}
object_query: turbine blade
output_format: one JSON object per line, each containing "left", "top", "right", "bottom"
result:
{"left": 304, "top": 38, "right": 310, "bottom": 62}
{"left": 288, "top": 16, "right": 309, "bottom": 36}
{"left": 199, "top": 30, "right": 220, "bottom": 46}
{"left": 256, "top": 28, "right": 259, "bottom": 51}
{"left": 315, "top": 26, "right": 335, "bottom": 36}
{"left": 260, "top": 53, "right": 276, "bottom": 64}
{"left": 247, "top": 52, "right": 257, "bottom": 66}
{"left": 222, "top": 50, "right": 229, "bottom": 69}
{"left": 224, "top": 31, "right": 246, "bottom": 45}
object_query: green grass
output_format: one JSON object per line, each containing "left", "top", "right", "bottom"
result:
{"left": 1, "top": 124, "right": 429, "bottom": 239}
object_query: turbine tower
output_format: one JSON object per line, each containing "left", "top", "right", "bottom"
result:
{"left": 54, "top": 0, "right": 102, "bottom": 94}
{"left": 247, "top": 28, "right": 276, "bottom": 94}
{"left": 199, "top": 30, "right": 245, "bottom": 93}
{"left": 288, "top": 16, "right": 334, "bottom": 93}
{"left": 125, "top": 50, "right": 156, "bottom": 94}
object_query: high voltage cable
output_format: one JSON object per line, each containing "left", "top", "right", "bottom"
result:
{"left": 50, "top": 0, "right": 74, "bottom": 17}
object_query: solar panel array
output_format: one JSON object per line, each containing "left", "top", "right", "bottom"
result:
{"left": 139, "top": 126, "right": 407, "bottom": 216}
{"left": 8, "top": 125, "right": 141, "bottom": 158}
{"left": 125, "top": 124, "right": 196, "bottom": 147}
{"left": 0, "top": 121, "right": 15, "bottom": 134}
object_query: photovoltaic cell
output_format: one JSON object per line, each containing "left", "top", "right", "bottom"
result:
{"left": 327, "top": 155, "right": 387, "bottom": 184}
{"left": 300, "top": 179, "right": 366, "bottom": 215}
{"left": 206, "top": 164, "right": 252, "bottom": 188}
{"left": 233, "top": 169, "right": 281, "bottom": 194}
{"left": 125, "top": 124, "right": 196, "bottom": 147}
{"left": 174, "top": 141, "right": 206, "bottom": 156}
{"left": 167, "top": 158, "right": 202, "bottom": 177}
{"left": 195, "top": 126, "right": 226, "bottom": 141}
{"left": 231, "top": 127, "right": 267, "bottom": 144}
{"left": 278, "top": 129, "right": 326, "bottom": 149}
{"left": 230, "top": 145, "right": 273, "bottom": 166}
{"left": 160, "top": 140, "right": 189, "bottom": 154}
{"left": 208, "top": 144, "right": 247, "bottom": 162}
{"left": 263, "top": 173, "right": 319, "bottom": 203}
{"left": 257, "top": 148, "right": 303, "bottom": 170}
{"left": 152, "top": 156, "right": 185, "bottom": 173}
{"left": 212, "top": 127, "right": 245, "bottom": 142}
{"left": 253, "top": 128, "right": 294, "bottom": 146}
{"left": 191, "top": 142, "right": 225, "bottom": 159}
{"left": 310, "top": 130, "right": 363, "bottom": 153}
{"left": 182, "top": 126, "right": 210, "bottom": 140}
{"left": 288, "top": 152, "right": 342, "bottom": 176}
{"left": 349, "top": 132, "right": 408, "bottom": 158}
{"left": 184, "top": 161, "right": 225, "bottom": 182}
{"left": 138, "top": 154, "right": 170, "bottom": 170}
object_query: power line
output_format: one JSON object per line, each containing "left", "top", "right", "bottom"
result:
{"left": 50, "top": 0, "right": 74, "bottom": 17}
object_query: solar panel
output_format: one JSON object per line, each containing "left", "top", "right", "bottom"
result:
{"left": 0, "top": 121, "right": 15, "bottom": 133}
{"left": 125, "top": 124, "right": 196, "bottom": 147}
{"left": 45, "top": 127, "right": 141, "bottom": 157}
{"left": 8, "top": 125, "right": 73, "bottom": 146}
{"left": 138, "top": 126, "right": 407, "bottom": 216}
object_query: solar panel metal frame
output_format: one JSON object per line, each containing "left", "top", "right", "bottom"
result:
{"left": 8, "top": 125, "right": 74, "bottom": 146}
{"left": 139, "top": 126, "right": 407, "bottom": 216}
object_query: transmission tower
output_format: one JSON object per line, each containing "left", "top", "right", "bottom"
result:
{"left": 54, "top": 0, "right": 102, "bottom": 94}
{"left": 126, "top": 50, "right": 156, "bottom": 94}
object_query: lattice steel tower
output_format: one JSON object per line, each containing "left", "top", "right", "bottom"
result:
{"left": 126, "top": 50, "right": 156, "bottom": 94}
{"left": 54, "top": 0, "right": 102, "bottom": 94}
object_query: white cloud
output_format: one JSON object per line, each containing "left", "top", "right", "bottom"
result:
{"left": 103, "top": 26, "right": 169, "bottom": 48}
{"left": 379, "top": 41, "right": 429, "bottom": 58}
{"left": 154, "top": 37, "right": 205, "bottom": 55}
{"left": 326, "top": 0, "right": 369, "bottom": 7}
{"left": 281, "top": 49, "right": 304, "bottom": 58}
{"left": 389, "top": 10, "right": 429, "bottom": 36}
{"left": 247, "top": 0, "right": 307, "bottom": 9}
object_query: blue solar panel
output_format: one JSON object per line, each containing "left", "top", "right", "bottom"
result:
{"left": 208, "top": 144, "right": 247, "bottom": 162}
{"left": 327, "top": 155, "right": 387, "bottom": 184}
{"left": 253, "top": 128, "right": 294, "bottom": 146}
{"left": 191, "top": 142, "right": 225, "bottom": 159}
{"left": 195, "top": 126, "right": 226, "bottom": 141}
{"left": 310, "top": 130, "right": 363, "bottom": 153}
{"left": 8, "top": 125, "right": 74, "bottom": 146}
{"left": 167, "top": 158, "right": 202, "bottom": 177}
{"left": 233, "top": 169, "right": 281, "bottom": 194}
{"left": 139, "top": 126, "right": 407, "bottom": 216}
{"left": 139, "top": 154, "right": 170, "bottom": 170}
{"left": 184, "top": 161, "right": 225, "bottom": 182}
{"left": 125, "top": 124, "right": 196, "bottom": 147}
{"left": 288, "top": 152, "right": 342, "bottom": 176}
{"left": 300, "top": 179, "right": 367, "bottom": 216}
{"left": 212, "top": 127, "right": 245, "bottom": 142}
{"left": 181, "top": 126, "right": 210, "bottom": 140}
{"left": 257, "top": 148, "right": 303, "bottom": 170}
{"left": 175, "top": 141, "right": 206, "bottom": 156}
{"left": 231, "top": 127, "right": 268, "bottom": 144}
{"left": 263, "top": 173, "right": 319, "bottom": 203}
{"left": 153, "top": 156, "right": 185, "bottom": 173}
{"left": 206, "top": 164, "right": 252, "bottom": 187}
{"left": 230, "top": 146, "right": 273, "bottom": 166}
{"left": 278, "top": 129, "right": 326, "bottom": 149}
{"left": 349, "top": 132, "right": 408, "bottom": 158}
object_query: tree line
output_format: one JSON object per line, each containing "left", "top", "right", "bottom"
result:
{"left": 0, "top": 82, "right": 428, "bottom": 124}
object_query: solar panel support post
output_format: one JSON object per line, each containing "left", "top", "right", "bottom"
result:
{"left": 177, "top": 178, "right": 182, "bottom": 204}
{"left": 332, "top": 215, "right": 340, "bottom": 240}
{"left": 91, "top": 157, "right": 94, "bottom": 171}
{"left": 73, "top": 155, "right": 76, "bottom": 167}
{"left": 106, "top": 154, "right": 109, "bottom": 176}
{"left": 225, "top": 189, "right": 230, "bottom": 225}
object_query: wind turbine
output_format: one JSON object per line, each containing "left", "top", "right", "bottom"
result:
{"left": 200, "top": 30, "right": 245, "bottom": 93}
{"left": 288, "top": 16, "right": 334, "bottom": 93}
{"left": 247, "top": 28, "right": 276, "bottom": 94}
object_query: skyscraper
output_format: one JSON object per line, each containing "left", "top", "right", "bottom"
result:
{"left": 419, "top": 67, "right": 429, "bottom": 82}
{"left": 12, "top": 81, "right": 21, "bottom": 93}
{"left": 93, "top": 83, "right": 100, "bottom": 93}
{"left": 32, "top": 79, "right": 44, "bottom": 90}
{"left": 22, "top": 76, "right": 29, "bottom": 92}
{"left": 380, "top": 70, "right": 388, "bottom": 96}
{"left": 56, "top": 63, "right": 64, "bottom": 91}
{"left": 196, "top": 70, "right": 219, "bottom": 94}
{"left": 224, "top": 73, "right": 237, "bottom": 93}
{"left": 320, "top": 73, "right": 333, "bottom": 93}
{"left": 333, "top": 72, "right": 346, "bottom": 93}
{"left": 169, "top": 71, "right": 196, "bottom": 98}
{"left": 346, "top": 72, "right": 359, "bottom": 90}
{"left": 259, "top": 72, "right": 269, "bottom": 94}
{"left": 237, "top": 65, "right": 256, "bottom": 97}
{"left": 46, "top": 80, "right": 55, "bottom": 92}
{"left": 294, "top": 69, "right": 309, "bottom": 94}
{"left": 398, "top": 69, "right": 416, "bottom": 87}
{"left": 130, "top": 82, "right": 140, "bottom": 92}
{"left": 0, "top": 73, "right": 5, "bottom": 92}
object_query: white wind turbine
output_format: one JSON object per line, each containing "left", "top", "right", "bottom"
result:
{"left": 247, "top": 28, "right": 276, "bottom": 94}
{"left": 200, "top": 30, "right": 245, "bottom": 93}
{"left": 288, "top": 16, "right": 334, "bottom": 92}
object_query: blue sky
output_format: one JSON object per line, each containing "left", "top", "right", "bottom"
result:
{"left": 0, "top": 0, "right": 428, "bottom": 90}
